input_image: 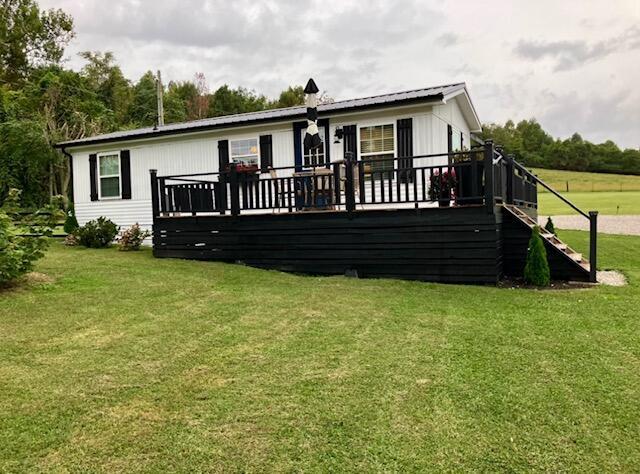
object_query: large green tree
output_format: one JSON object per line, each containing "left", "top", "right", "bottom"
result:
{"left": 127, "top": 71, "right": 157, "bottom": 127}
{"left": 272, "top": 85, "right": 304, "bottom": 108}
{"left": 0, "top": 0, "right": 74, "bottom": 86}
{"left": 0, "top": 66, "right": 113, "bottom": 205}
{"left": 79, "top": 51, "right": 133, "bottom": 127}
{"left": 208, "top": 85, "right": 269, "bottom": 117}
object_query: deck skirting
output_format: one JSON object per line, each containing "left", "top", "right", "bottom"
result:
{"left": 153, "top": 206, "right": 503, "bottom": 284}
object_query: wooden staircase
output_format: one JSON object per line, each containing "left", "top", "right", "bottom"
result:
{"left": 503, "top": 205, "right": 592, "bottom": 277}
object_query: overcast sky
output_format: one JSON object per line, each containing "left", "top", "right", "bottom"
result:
{"left": 41, "top": 0, "right": 640, "bottom": 148}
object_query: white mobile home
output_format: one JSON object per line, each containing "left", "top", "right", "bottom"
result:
{"left": 56, "top": 82, "right": 482, "bottom": 231}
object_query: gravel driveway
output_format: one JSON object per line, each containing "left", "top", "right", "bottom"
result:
{"left": 539, "top": 215, "right": 640, "bottom": 236}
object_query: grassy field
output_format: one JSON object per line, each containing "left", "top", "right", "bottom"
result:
{"left": 529, "top": 168, "right": 640, "bottom": 215}
{"left": 2, "top": 236, "right": 640, "bottom": 472}
{"left": 538, "top": 190, "right": 640, "bottom": 216}
{"left": 532, "top": 168, "right": 640, "bottom": 193}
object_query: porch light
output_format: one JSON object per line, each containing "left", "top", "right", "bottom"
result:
{"left": 334, "top": 126, "right": 344, "bottom": 144}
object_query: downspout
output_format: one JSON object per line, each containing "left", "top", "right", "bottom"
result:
{"left": 60, "top": 146, "right": 74, "bottom": 204}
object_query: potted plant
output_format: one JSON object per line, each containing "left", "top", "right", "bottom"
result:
{"left": 429, "top": 169, "right": 457, "bottom": 207}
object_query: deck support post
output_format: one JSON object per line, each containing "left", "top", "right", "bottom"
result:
{"left": 344, "top": 151, "right": 356, "bottom": 214}
{"left": 150, "top": 169, "right": 159, "bottom": 220}
{"left": 229, "top": 163, "right": 240, "bottom": 216}
{"left": 589, "top": 211, "right": 598, "bottom": 283}
{"left": 483, "top": 140, "right": 495, "bottom": 214}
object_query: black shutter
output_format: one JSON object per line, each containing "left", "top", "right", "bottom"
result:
{"left": 89, "top": 153, "right": 98, "bottom": 201}
{"left": 343, "top": 124, "right": 357, "bottom": 159}
{"left": 397, "top": 118, "right": 413, "bottom": 183}
{"left": 259, "top": 135, "right": 273, "bottom": 173}
{"left": 120, "top": 150, "right": 131, "bottom": 199}
{"left": 218, "top": 139, "right": 229, "bottom": 172}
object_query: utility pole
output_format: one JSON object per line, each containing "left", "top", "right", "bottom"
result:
{"left": 156, "top": 70, "right": 165, "bottom": 127}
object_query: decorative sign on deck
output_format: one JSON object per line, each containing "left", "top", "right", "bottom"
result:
{"left": 303, "top": 78, "right": 322, "bottom": 153}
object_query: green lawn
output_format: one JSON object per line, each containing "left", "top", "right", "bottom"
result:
{"left": 2, "top": 236, "right": 640, "bottom": 472}
{"left": 538, "top": 191, "right": 640, "bottom": 216}
{"left": 532, "top": 168, "right": 640, "bottom": 193}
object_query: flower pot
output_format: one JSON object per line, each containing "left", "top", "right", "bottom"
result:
{"left": 438, "top": 198, "right": 451, "bottom": 208}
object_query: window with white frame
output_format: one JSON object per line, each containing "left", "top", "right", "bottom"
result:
{"left": 230, "top": 138, "right": 259, "bottom": 166}
{"left": 98, "top": 152, "right": 121, "bottom": 198}
{"left": 300, "top": 126, "right": 326, "bottom": 167}
{"left": 359, "top": 124, "right": 395, "bottom": 176}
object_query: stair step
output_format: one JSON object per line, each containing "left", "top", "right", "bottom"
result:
{"left": 569, "top": 253, "right": 582, "bottom": 262}
{"left": 504, "top": 204, "right": 590, "bottom": 276}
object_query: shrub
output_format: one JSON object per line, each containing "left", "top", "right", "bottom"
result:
{"left": 63, "top": 204, "right": 79, "bottom": 234}
{"left": 117, "top": 223, "right": 150, "bottom": 251}
{"left": 75, "top": 217, "right": 119, "bottom": 248}
{"left": 544, "top": 216, "right": 556, "bottom": 236}
{"left": 63, "top": 233, "right": 79, "bottom": 246}
{"left": 0, "top": 189, "right": 54, "bottom": 285}
{"left": 524, "top": 225, "right": 551, "bottom": 286}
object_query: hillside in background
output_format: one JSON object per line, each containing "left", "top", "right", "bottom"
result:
{"left": 482, "top": 120, "right": 640, "bottom": 176}
{"left": 531, "top": 168, "right": 640, "bottom": 193}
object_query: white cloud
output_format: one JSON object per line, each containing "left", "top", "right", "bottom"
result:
{"left": 41, "top": 0, "right": 640, "bottom": 148}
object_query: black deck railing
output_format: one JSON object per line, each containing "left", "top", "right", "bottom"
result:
{"left": 150, "top": 139, "right": 597, "bottom": 282}
{"left": 151, "top": 142, "right": 542, "bottom": 217}
{"left": 151, "top": 145, "right": 497, "bottom": 217}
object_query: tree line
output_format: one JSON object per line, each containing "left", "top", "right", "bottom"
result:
{"left": 481, "top": 120, "right": 640, "bottom": 176}
{"left": 2, "top": 0, "right": 638, "bottom": 209}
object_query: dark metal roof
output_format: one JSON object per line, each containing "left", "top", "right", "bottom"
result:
{"left": 56, "top": 82, "right": 467, "bottom": 148}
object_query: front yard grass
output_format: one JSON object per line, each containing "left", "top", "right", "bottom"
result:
{"left": 1, "top": 233, "right": 639, "bottom": 472}
{"left": 538, "top": 190, "right": 640, "bottom": 216}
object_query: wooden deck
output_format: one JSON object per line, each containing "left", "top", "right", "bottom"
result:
{"left": 150, "top": 143, "right": 597, "bottom": 284}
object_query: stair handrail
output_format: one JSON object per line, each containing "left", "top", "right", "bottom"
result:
{"left": 509, "top": 158, "right": 588, "bottom": 219}
{"left": 506, "top": 155, "right": 598, "bottom": 283}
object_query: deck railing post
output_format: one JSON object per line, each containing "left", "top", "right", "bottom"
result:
{"left": 150, "top": 169, "right": 159, "bottom": 220}
{"left": 332, "top": 161, "right": 342, "bottom": 206}
{"left": 589, "top": 211, "right": 598, "bottom": 283}
{"left": 158, "top": 177, "right": 166, "bottom": 214}
{"left": 483, "top": 140, "right": 495, "bottom": 214}
{"left": 344, "top": 151, "right": 356, "bottom": 213}
{"left": 229, "top": 163, "right": 240, "bottom": 216}
{"left": 506, "top": 154, "right": 514, "bottom": 205}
